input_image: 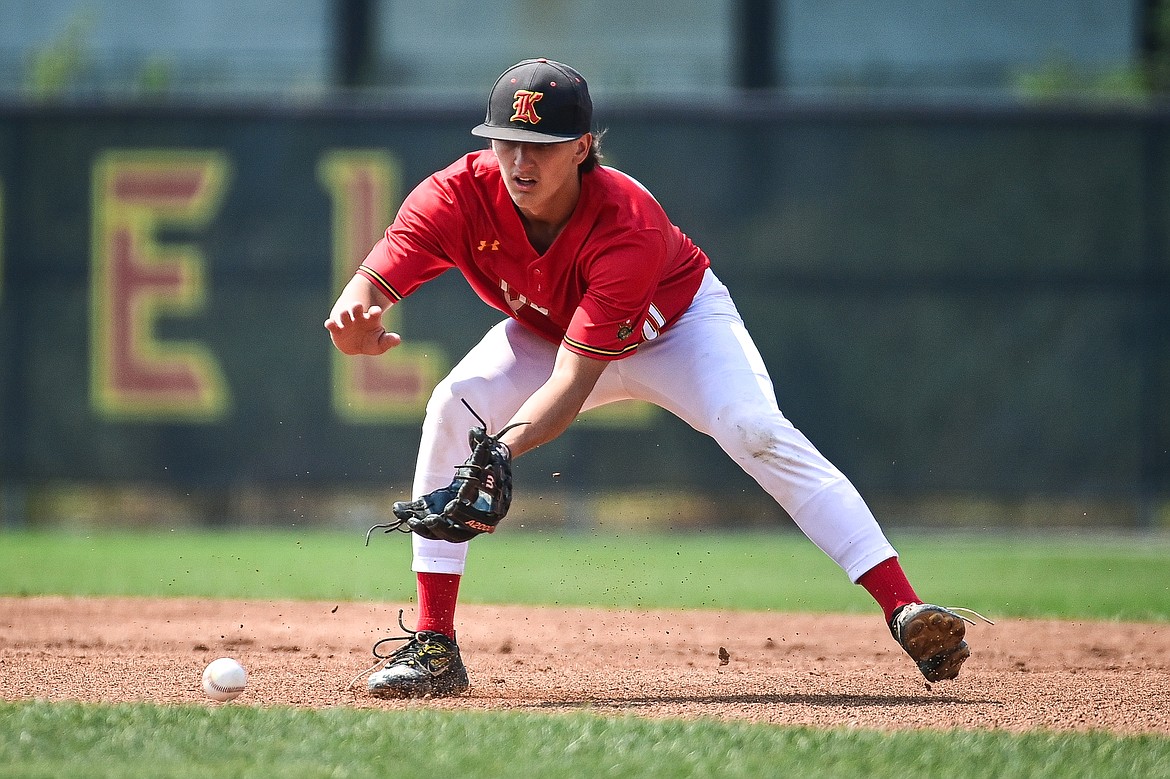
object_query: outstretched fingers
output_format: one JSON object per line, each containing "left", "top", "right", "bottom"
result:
{"left": 324, "top": 302, "right": 377, "bottom": 329}
{"left": 324, "top": 303, "right": 401, "bottom": 355}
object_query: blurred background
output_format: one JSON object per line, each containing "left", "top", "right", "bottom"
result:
{"left": 0, "top": 0, "right": 1166, "bottom": 533}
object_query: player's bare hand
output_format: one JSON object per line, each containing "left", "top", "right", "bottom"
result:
{"left": 324, "top": 302, "right": 402, "bottom": 355}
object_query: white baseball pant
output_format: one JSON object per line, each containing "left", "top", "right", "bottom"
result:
{"left": 409, "top": 269, "right": 897, "bottom": 583}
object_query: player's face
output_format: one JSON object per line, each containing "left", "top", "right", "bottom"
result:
{"left": 492, "top": 135, "right": 591, "bottom": 223}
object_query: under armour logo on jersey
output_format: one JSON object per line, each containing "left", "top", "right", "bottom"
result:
{"left": 478, "top": 239, "right": 500, "bottom": 251}
{"left": 510, "top": 90, "right": 543, "bottom": 124}
{"left": 500, "top": 279, "right": 549, "bottom": 316}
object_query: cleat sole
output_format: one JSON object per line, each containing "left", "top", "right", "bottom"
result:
{"left": 893, "top": 605, "right": 971, "bottom": 682}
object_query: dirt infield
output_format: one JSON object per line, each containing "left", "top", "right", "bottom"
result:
{"left": 1, "top": 596, "right": 1167, "bottom": 734}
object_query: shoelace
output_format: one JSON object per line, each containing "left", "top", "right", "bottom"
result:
{"left": 346, "top": 609, "right": 433, "bottom": 690}
{"left": 945, "top": 606, "right": 996, "bottom": 626}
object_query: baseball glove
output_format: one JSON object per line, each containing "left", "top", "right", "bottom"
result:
{"left": 366, "top": 402, "right": 526, "bottom": 545}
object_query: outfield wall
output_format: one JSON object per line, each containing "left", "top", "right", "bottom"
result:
{"left": 0, "top": 99, "right": 1166, "bottom": 527}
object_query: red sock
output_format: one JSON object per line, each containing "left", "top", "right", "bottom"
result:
{"left": 857, "top": 557, "right": 921, "bottom": 624}
{"left": 414, "top": 572, "right": 461, "bottom": 638}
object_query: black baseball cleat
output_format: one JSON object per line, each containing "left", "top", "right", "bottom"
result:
{"left": 889, "top": 603, "right": 971, "bottom": 682}
{"left": 366, "top": 612, "right": 469, "bottom": 699}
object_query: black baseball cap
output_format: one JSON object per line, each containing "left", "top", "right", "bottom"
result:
{"left": 471, "top": 59, "right": 592, "bottom": 144}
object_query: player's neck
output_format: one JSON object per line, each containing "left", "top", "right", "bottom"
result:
{"left": 519, "top": 215, "right": 565, "bottom": 254}
{"left": 515, "top": 183, "right": 580, "bottom": 254}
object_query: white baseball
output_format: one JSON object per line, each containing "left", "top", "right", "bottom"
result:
{"left": 202, "top": 657, "right": 247, "bottom": 702}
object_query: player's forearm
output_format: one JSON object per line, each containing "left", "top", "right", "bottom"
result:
{"left": 500, "top": 349, "right": 607, "bottom": 458}
{"left": 499, "top": 389, "right": 583, "bottom": 458}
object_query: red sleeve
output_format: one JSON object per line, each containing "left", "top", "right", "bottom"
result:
{"left": 563, "top": 228, "right": 667, "bottom": 360}
{"left": 355, "top": 176, "right": 457, "bottom": 301}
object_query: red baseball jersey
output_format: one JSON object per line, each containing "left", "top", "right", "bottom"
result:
{"left": 357, "top": 150, "right": 710, "bottom": 360}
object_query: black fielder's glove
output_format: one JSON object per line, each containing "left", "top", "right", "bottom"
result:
{"left": 366, "top": 401, "right": 527, "bottom": 545}
{"left": 392, "top": 427, "right": 515, "bottom": 543}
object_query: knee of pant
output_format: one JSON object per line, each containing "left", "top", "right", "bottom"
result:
{"left": 713, "top": 406, "right": 797, "bottom": 460}
{"left": 424, "top": 375, "right": 499, "bottom": 430}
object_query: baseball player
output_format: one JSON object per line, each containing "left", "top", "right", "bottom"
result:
{"left": 325, "top": 58, "right": 979, "bottom": 698}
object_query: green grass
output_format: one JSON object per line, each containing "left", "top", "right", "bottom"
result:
{"left": 1, "top": 529, "right": 1168, "bottom": 621}
{"left": 2, "top": 528, "right": 1169, "bottom": 778}
{"left": 1, "top": 701, "right": 1168, "bottom": 779}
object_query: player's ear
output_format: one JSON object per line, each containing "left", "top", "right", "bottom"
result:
{"left": 574, "top": 133, "right": 592, "bottom": 165}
